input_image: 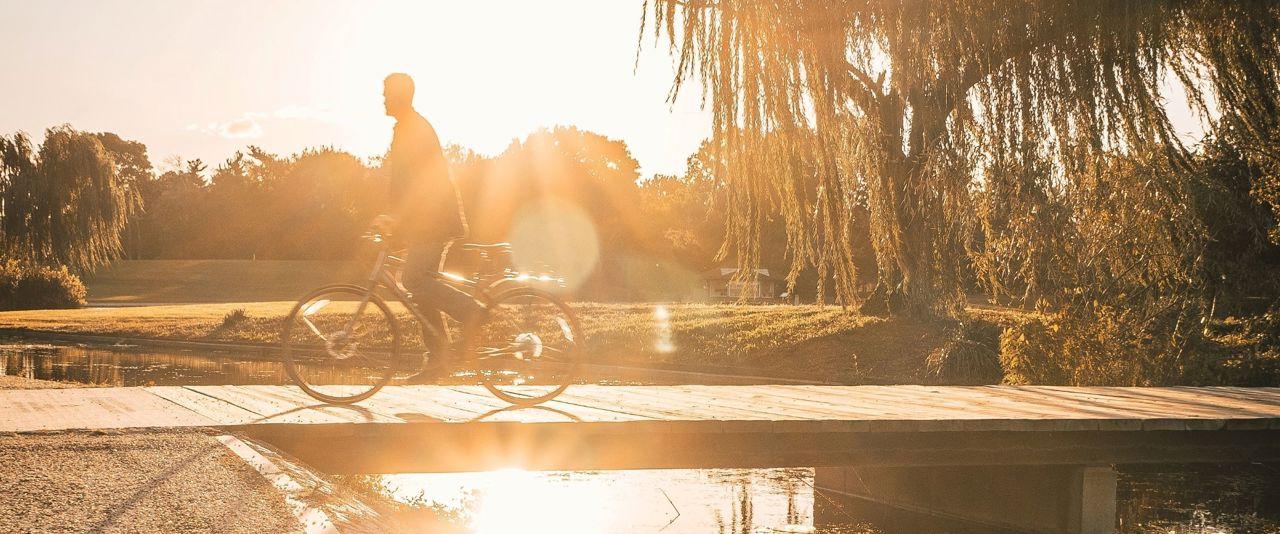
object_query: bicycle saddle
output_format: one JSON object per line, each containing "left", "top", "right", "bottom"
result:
{"left": 460, "top": 242, "right": 512, "bottom": 251}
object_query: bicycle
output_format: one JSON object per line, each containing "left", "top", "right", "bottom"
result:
{"left": 280, "top": 233, "right": 584, "bottom": 406}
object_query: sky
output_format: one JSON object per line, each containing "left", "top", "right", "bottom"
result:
{"left": 0, "top": 0, "right": 711, "bottom": 177}
{"left": 1, "top": 1, "right": 1213, "bottom": 180}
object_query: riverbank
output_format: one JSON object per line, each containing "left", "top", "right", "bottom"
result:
{"left": 0, "top": 374, "right": 84, "bottom": 389}
{"left": 0, "top": 301, "right": 1025, "bottom": 384}
{"left": 64, "top": 260, "right": 1031, "bottom": 383}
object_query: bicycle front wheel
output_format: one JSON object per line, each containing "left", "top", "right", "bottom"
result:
{"left": 468, "top": 287, "right": 584, "bottom": 406}
{"left": 282, "top": 285, "right": 406, "bottom": 404}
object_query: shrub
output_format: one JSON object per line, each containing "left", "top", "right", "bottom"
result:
{"left": 999, "top": 305, "right": 1204, "bottom": 386}
{"left": 927, "top": 321, "right": 1004, "bottom": 385}
{"left": 220, "top": 308, "right": 248, "bottom": 329}
{"left": 927, "top": 339, "right": 1003, "bottom": 385}
{"left": 999, "top": 318, "right": 1072, "bottom": 385}
{"left": 1240, "top": 306, "right": 1280, "bottom": 352}
{"left": 1198, "top": 306, "right": 1280, "bottom": 386}
{"left": 0, "top": 261, "right": 87, "bottom": 310}
{"left": 0, "top": 261, "right": 21, "bottom": 306}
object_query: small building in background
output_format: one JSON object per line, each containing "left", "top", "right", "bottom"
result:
{"left": 701, "top": 267, "right": 782, "bottom": 302}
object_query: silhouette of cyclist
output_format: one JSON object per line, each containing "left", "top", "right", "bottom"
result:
{"left": 374, "top": 72, "right": 485, "bottom": 377}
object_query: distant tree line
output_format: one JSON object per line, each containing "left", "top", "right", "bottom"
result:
{"left": 0, "top": 124, "right": 761, "bottom": 300}
{"left": 4, "top": 118, "right": 1276, "bottom": 313}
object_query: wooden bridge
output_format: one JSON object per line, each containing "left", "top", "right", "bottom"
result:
{"left": 4, "top": 384, "right": 1278, "bottom": 533}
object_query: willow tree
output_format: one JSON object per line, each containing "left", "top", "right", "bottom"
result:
{"left": 642, "top": 1, "right": 1280, "bottom": 317}
{"left": 0, "top": 126, "right": 141, "bottom": 272}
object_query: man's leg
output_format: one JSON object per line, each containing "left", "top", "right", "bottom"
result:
{"left": 402, "top": 242, "right": 485, "bottom": 375}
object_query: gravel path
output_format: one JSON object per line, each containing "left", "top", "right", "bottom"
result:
{"left": 0, "top": 430, "right": 300, "bottom": 533}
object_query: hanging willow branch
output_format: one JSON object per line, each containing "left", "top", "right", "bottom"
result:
{"left": 642, "top": 0, "right": 1280, "bottom": 317}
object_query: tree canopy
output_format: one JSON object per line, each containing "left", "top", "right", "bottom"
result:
{"left": 643, "top": 0, "right": 1280, "bottom": 316}
{"left": 0, "top": 126, "right": 141, "bottom": 272}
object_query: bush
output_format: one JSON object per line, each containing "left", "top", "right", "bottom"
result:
{"left": 220, "top": 308, "right": 248, "bottom": 329}
{"left": 999, "top": 318, "right": 1072, "bottom": 385}
{"left": 927, "top": 339, "right": 1003, "bottom": 385}
{"left": 999, "top": 305, "right": 1205, "bottom": 386}
{"left": 1198, "top": 306, "right": 1280, "bottom": 386}
{"left": 0, "top": 261, "right": 87, "bottom": 311}
{"left": 927, "top": 321, "right": 1004, "bottom": 385}
{"left": 0, "top": 261, "right": 21, "bottom": 306}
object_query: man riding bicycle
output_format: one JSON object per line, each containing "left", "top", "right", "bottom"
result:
{"left": 374, "top": 72, "right": 486, "bottom": 378}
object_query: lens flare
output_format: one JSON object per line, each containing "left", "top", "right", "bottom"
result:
{"left": 507, "top": 198, "right": 599, "bottom": 293}
{"left": 654, "top": 304, "right": 675, "bottom": 354}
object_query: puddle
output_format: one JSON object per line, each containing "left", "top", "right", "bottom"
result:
{"left": 0, "top": 340, "right": 655, "bottom": 387}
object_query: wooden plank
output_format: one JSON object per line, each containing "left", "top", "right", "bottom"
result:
{"left": 440, "top": 386, "right": 659, "bottom": 425}
{"left": 744, "top": 385, "right": 1021, "bottom": 432}
{"left": 145, "top": 386, "right": 262, "bottom": 425}
{"left": 185, "top": 385, "right": 395, "bottom": 425}
{"left": 2, "top": 385, "right": 1278, "bottom": 438}
{"left": 552, "top": 385, "right": 783, "bottom": 421}
{"left": 660, "top": 385, "right": 865, "bottom": 433}
{"left": 0, "top": 387, "right": 215, "bottom": 432}
{"left": 357, "top": 386, "right": 497, "bottom": 422}
{"left": 547, "top": 386, "right": 774, "bottom": 433}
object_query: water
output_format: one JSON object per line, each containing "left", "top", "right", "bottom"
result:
{"left": 0, "top": 341, "right": 290, "bottom": 386}
{"left": 374, "top": 468, "right": 872, "bottom": 533}
{"left": 2, "top": 341, "right": 1278, "bottom": 532}
{"left": 0, "top": 339, "right": 653, "bottom": 387}
{"left": 366, "top": 465, "right": 1280, "bottom": 533}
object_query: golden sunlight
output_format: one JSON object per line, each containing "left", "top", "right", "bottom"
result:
{"left": 469, "top": 469, "right": 606, "bottom": 534}
{"left": 653, "top": 304, "right": 675, "bottom": 354}
{"left": 507, "top": 197, "right": 600, "bottom": 293}
{"left": 381, "top": 468, "right": 818, "bottom": 533}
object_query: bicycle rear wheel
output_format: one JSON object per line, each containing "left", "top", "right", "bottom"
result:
{"left": 282, "top": 285, "right": 407, "bottom": 404}
{"left": 467, "top": 287, "right": 584, "bottom": 406}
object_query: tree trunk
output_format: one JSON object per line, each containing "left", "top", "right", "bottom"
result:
{"left": 858, "top": 99, "right": 959, "bottom": 318}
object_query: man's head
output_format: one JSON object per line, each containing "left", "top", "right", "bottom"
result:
{"left": 383, "top": 73, "right": 415, "bottom": 118}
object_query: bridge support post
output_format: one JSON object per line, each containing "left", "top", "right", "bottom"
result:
{"left": 814, "top": 464, "right": 1116, "bottom": 534}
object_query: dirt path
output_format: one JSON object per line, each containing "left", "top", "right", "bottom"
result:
{"left": 0, "top": 431, "right": 300, "bottom": 533}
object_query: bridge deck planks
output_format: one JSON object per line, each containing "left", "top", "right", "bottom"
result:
{"left": 0, "top": 385, "right": 1277, "bottom": 434}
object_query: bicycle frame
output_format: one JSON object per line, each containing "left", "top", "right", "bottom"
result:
{"left": 294, "top": 233, "right": 535, "bottom": 360}
{"left": 334, "top": 246, "right": 508, "bottom": 345}
{"left": 284, "top": 238, "right": 581, "bottom": 406}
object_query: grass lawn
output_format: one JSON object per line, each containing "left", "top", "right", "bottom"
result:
{"left": 0, "top": 301, "right": 966, "bottom": 383}
{"left": 83, "top": 260, "right": 368, "bottom": 303}
{"left": 5, "top": 260, "right": 1031, "bottom": 383}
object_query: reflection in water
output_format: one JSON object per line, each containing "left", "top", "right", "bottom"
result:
{"left": 375, "top": 465, "right": 1280, "bottom": 533}
{"left": 0, "top": 340, "right": 645, "bottom": 387}
{"left": 378, "top": 468, "right": 878, "bottom": 534}
{"left": 0, "top": 342, "right": 289, "bottom": 386}
{"left": 1118, "top": 463, "right": 1280, "bottom": 533}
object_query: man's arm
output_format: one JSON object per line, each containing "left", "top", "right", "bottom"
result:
{"left": 380, "top": 121, "right": 417, "bottom": 234}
